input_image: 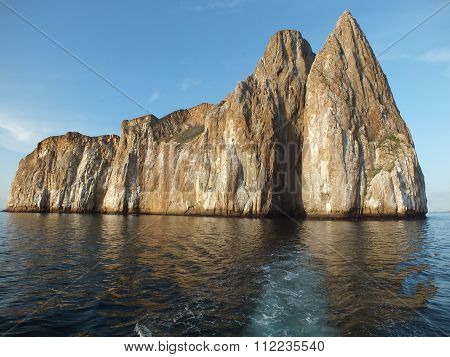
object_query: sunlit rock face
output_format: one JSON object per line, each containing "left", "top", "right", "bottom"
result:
{"left": 7, "top": 133, "right": 119, "bottom": 212}
{"left": 6, "top": 12, "right": 427, "bottom": 217}
{"left": 301, "top": 11, "right": 427, "bottom": 217}
{"left": 100, "top": 29, "right": 315, "bottom": 216}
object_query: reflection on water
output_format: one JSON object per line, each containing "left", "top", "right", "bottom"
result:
{"left": 0, "top": 213, "right": 449, "bottom": 336}
{"left": 300, "top": 220, "right": 437, "bottom": 335}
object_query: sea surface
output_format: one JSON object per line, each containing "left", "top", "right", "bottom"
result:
{"left": 0, "top": 212, "right": 449, "bottom": 337}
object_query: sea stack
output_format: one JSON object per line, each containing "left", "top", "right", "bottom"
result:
{"left": 301, "top": 11, "right": 427, "bottom": 217}
{"left": 6, "top": 11, "right": 427, "bottom": 217}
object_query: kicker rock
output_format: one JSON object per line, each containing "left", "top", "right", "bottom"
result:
{"left": 301, "top": 11, "right": 427, "bottom": 217}
{"left": 7, "top": 133, "right": 118, "bottom": 212}
{"left": 6, "top": 12, "right": 427, "bottom": 218}
{"left": 102, "top": 30, "right": 315, "bottom": 215}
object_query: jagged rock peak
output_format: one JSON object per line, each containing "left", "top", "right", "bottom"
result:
{"left": 334, "top": 10, "right": 366, "bottom": 38}
{"left": 301, "top": 10, "right": 427, "bottom": 217}
{"left": 331, "top": 10, "right": 372, "bottom": 52}
{"left": 337, "top": 9, "right": 357, "bottom": 25}
{"left": 254, "top": 29, "right": 315, "bottom": 80}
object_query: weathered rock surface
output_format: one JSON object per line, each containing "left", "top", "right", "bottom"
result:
{"left": 7, "top": 132, "right": 119, "bottom": 212}
{"left": 6, "top": 11, "right": 427, "bottom": 217}
{"left": 301, "top": 11, "right": 427, "bottom": 217}
{"left": 101, "top": 30, "right": 314, "bottom": 216}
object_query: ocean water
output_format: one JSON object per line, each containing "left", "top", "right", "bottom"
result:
{"left": 0, "top": 212, "right": 449, "bottom": 337}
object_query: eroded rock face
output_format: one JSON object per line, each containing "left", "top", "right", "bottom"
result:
{"left": 6, "top": 12, "right": 427, "bottom": 217}
{"left": 301, "top": 11, "right": 427, "bottom": 217}
{"left": 7, "top": 133, "right": 119, "bottom": 212}
{"left": 102, "top": 30, "right": 315, "bottom": 216}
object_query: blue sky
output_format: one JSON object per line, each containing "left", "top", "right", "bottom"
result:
{"left": 0, "top": 0, "right": 449, "bottom": 211}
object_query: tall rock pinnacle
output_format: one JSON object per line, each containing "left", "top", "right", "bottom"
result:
{"left": 301, "top": 11, "right": 427, "bottom": 216}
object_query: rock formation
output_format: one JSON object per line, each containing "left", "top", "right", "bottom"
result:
{"left": 301, "top": 11, "right": 427, "bottom": 217}
{"left": 7, "top": 133, "right": 119, "bottom": 212}
{"left": 6, "top": 11, "right": 427, "bottom": 217}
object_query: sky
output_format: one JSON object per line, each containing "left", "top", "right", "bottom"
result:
{"left": 0, "top": 0, "right": 449, "bottom": 211}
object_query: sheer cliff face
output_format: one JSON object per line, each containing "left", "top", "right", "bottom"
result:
{"left": 7, "top": 133, "right": 119, "bottom": 212}
{"left": 102, "top": 30, "right": 314, "bottom": 216}
{"left": 6, "top": 12, "right": 427, "bottom": 217}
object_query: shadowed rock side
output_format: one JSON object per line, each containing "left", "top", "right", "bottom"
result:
{"left": 6, "top": 12, "right": 427, "bottom": 217}
{"left": 301, "top": 11, "right": 427, "bottom": 217}
{"left": 7, "top": 133, "right": 119, "bottom": 212}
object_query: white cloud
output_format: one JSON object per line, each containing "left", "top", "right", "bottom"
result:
{"left": 190, "top": 0, "right": 245, "bottom": 11}
{"left": 148, "top": 90, "right": 161, "bottom": 103}
{"left": 420, "top": 48, "right": 450, "bottom": 78}
{"left": 420, "top": 48, "right": 450, "bottom": 63}
{"left": 0, "top": 113, "right": 52, "bottom": 153}
{"left": 179, "top": 78, "right": 201, "bottom": 91}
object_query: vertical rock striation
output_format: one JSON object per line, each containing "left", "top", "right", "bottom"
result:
{"left": 301, "top": 11, "right": 427, "bottom": 217}
{"left": 7, "top": 133, "right": 119, "bottom": 212}
{"left": 101, "top": 30, "right": 315, "bottom": 216}
{"left": 6, "top": 12, "right": 427, "bottom": 217}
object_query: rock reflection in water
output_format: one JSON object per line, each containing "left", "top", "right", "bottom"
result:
{"left": 300, "top": 219, "right": 436, "bottom": 335}
{"left": 0, "top": 213, "right": 446, "bottom": 336}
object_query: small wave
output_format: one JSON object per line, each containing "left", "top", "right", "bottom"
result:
{"left": 134, "top": 322, "right": 152, "bottom": 337}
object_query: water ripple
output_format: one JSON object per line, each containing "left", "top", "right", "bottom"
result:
{"left": 0, "top": 213, "right": 449, "bottom": 336}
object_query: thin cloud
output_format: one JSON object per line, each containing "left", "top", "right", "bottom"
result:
{"left": 179, "top": 78, "right": 201, "bottom": 91}
{"left": 380, "top": 48, "right": 450, "bottom": 78}
{"left": 0, "top": 113, "right": 52, "bottom": 153}
{"left": 420, "top": 48, "right": 450, "bottom": 77}
{"left": 189, "top": 0, "right": 245, "bottom": 11}
{"left": 148, "top": 90, "right": 161, "bottom": 103}
{"left": 420, "top": 48, "right": 450, "bottom": 63}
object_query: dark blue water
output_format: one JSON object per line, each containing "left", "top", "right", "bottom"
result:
{"left": 0, "top": 212, "right": 449, "bottom": 336}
